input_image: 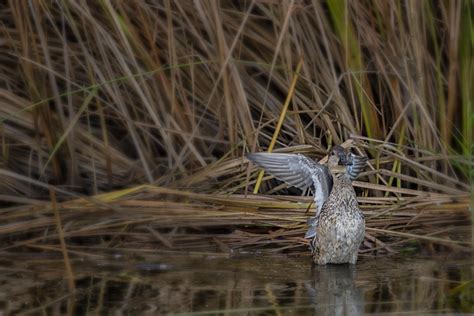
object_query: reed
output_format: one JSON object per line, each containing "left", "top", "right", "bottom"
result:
{"left": 0, "top": 1, "right": 471, "bottom": 255}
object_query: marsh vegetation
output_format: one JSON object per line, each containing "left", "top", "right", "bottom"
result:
{"left": 0, "top": 1, "right": 472, "bottom": 314}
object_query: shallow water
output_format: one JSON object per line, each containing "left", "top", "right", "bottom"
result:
{"left": 0, "top": 253, "right": 472, "bottom": 315}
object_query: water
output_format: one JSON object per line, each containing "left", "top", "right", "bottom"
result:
{"left": 0, "top": 253, "right": 472, "bottom": 315}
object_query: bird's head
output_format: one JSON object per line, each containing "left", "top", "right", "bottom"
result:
{"left": 328, "top": 146, "right": 347, "bottom": 174}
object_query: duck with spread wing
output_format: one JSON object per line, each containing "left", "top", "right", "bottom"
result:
{"left": 247, "top": 146, "right": 367, "bottom": 264}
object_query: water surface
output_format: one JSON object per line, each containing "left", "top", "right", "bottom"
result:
{"left": 0, "top": 253, "right": 472, "bottom": 315}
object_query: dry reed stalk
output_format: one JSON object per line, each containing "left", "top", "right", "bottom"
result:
{"left": 49, "top": 186, "right": 75, "bottom": 293}
{"left": 253, "top": 56, "right": 304, "bottom": 193}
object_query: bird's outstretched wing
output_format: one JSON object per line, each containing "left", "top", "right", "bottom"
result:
{"left": 247, "top": 152, "right": 332, "bottom": 240}
{"left": 346, "top": 153, "right": 368, "bottom": 180}
{"left": 247, "top": 153, "right": 332, "bottom": 193}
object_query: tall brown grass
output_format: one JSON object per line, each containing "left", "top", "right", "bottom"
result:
{"left": 0, "top": 1, "right": 471, "bottom": 253}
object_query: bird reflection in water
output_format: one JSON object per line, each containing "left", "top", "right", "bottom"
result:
{"left": 306, "top": 264, "right": 364, "bottom": 316}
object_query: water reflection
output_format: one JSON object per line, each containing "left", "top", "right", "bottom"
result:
{"left": 306, "top": 265, "right": 364, "bottom": 315}
{"left": 0, "top": 254, "right": 472, "bottom": 314}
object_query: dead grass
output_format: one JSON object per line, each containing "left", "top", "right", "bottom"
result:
{"left": 0, "top": 1, "right": 472, "bottom": 256}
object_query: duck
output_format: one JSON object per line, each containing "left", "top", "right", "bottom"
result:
{"left": 247, "top": 146, "right": 367, "bottom": 264}
{"left": 310, "top": 148, "right": 366, "bottom": 264}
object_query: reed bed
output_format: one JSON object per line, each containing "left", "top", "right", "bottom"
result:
{"left": 0, "top": 141, "right": 471, "bottom": 256}
{"left": 0, "top": 1, "right": 472, "bottom": 256}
